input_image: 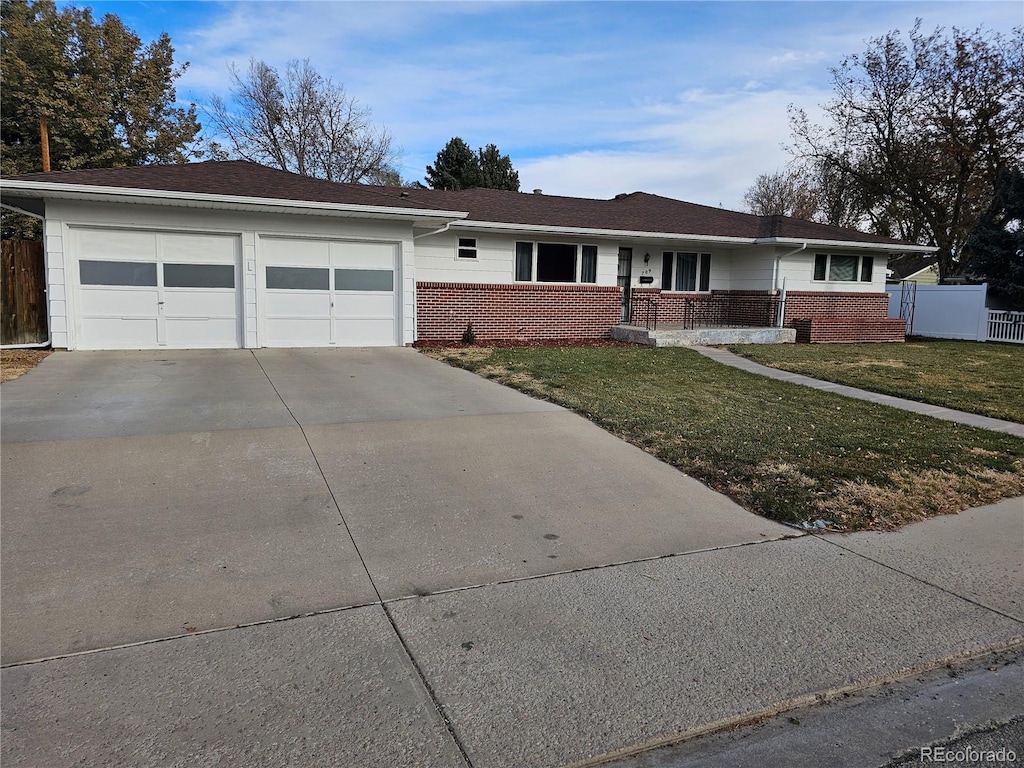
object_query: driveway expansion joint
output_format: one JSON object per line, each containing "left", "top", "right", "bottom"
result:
{"left": 817, "top": 535, "right": 1024, "bottom": 625}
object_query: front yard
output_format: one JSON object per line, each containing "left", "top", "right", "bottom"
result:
{"left": 727, "top": 340, "right": 1024, "bottom": 424}
{"left": 425, "top": 345, "right": 1024, "bottom": 531}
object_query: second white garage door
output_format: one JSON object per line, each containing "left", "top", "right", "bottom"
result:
{"left": 260, "top": 237, "right": 399, "bottom": 347}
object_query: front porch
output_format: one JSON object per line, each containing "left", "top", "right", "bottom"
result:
{"left": 611, "top": 324, "right": 796, "bottom": 346}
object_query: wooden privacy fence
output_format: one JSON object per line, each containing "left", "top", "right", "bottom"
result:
{"left": 2, "top": 240, "right": 48, "bottom": 346}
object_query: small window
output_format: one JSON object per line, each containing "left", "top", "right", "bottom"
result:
{"left": 814, "top": 254, "right": 828, "bottom": 281}
{"left": 536, "top": 243, "right": 576, "bottom": 282}
{"left": 163, "top": 264, "right": 235, "bottom": 289}
{"left": 813, "top": 254, "right": 875, "bottom": 283}
{"left": 661, "top": 252, "right": 673, "bottom": 290}
{"left": 860, "top": 256, "right": 874, "bottom": 282}
{"left": 699, "top": 253, "right": 711, "bottom": 292}
{"left": 581, "top": 245, "right": 597, "bottom": 283}
{"left": 335, "top": 268, "right": 393, "bottom": 291}
{"left": 80, "top": 260, "right": 157, "bottom": 287}
{"left": 266, "top": 266, "right": 329, "bottom": 290}
{"left": 515, "top": 242, "right": 533, "bottom": 281}
{"left": 457, "top": 237, "right": 477, "bottom": 259}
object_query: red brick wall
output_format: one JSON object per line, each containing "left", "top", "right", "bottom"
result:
{"left": 782, "top": 291, "right": 890, "bottom": 323}
{"left": 416, "top": 281, "right": 623, "bottom": 342}
{"left": 790, "top": 318, "right": 907, "bottom": 343}
{"left": 784, "top": 291, "right": 904, "bottom": 343}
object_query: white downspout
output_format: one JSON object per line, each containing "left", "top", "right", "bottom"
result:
{"left": 774, "top": 242, "right": 807, "bottom": 327}
{"left": 0, "top": 205, "right": 52, "bottom": 349}
{"left": 413, "top": 221, "right": 455, "bottom": 240}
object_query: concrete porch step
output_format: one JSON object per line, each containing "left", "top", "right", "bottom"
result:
{"left": 611, "top": 324, "right": 797, "bottom": 346}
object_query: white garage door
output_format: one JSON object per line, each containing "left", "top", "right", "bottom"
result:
{"left": 73, "top": 228, "right": 241, "bottom": 350}
{"left": 261, "top": 237, "right": 398, "bottom": 347}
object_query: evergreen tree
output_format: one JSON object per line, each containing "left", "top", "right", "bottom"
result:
{"left": 476, "top": 143, "right": 519, "bottom": 191}
{"left": 968, "top": 168, "right": 1024, "bottom": 309}
{"left": 425, "top": 137, "right": 479, "bottom": 190}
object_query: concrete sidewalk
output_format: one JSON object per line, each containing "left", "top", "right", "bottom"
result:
{"left": 2, "top": 349, "right": 1022, "bottom": 767}
{"left": 692, "top": 346, "right": 1024, "bottom": 438}
{"left": 3, "top": 499, "right": 1021, "bottom": 767}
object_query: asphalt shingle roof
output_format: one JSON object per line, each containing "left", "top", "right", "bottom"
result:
{"left": 6, "top": 160, "right": 915, "bottom": 247}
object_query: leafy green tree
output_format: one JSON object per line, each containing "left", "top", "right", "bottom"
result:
{"left": 789, "top": 22, "right": 1024, "bottom": 281}
{"left": 425, "top": 137, "right": 479, "bottom": 190}
{"left": 968, "top": 168, "right": 1024, "bottom": 308}
{"left": 1, "top": 0, "right": 201, "bottom": 176}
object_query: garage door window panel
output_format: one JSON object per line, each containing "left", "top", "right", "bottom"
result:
{"left": 266, "top": 266, "right": 330, "bottom": 290}
{"left": 163, "top": 264, "right": 235, "bottom": 289}
{"left": 80, "top": 260, "right": 157, "bottom": 286}
{"left": 335, "top": 269, "right": 393, "bottom": 292}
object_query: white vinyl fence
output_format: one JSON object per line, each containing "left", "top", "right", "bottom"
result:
{"left": 987, "top": 311, "right": 1024, "bottom": 344}
{"left": 886, "top": 283, "right": 1024, "bottom": 344}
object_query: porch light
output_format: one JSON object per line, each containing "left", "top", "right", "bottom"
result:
{"left": 644, "top": 252, "right": 651, "bottom": 263}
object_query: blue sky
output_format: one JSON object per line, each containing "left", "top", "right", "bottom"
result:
{"left": 67, "top": 1, "right": 1021, "bottom": 208}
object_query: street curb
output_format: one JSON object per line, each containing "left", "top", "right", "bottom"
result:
{"left": 566, "top": 636, "right": 1024, "bottom": 768}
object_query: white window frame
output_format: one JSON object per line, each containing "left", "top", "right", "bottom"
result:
{"left": 513, "top": 241, "right": 600, "bottom": 284}
{"left": 456, "top": 237, "right": 477, "bottom": 260}
{"left": 813, "top": 253, "right": 875, "bottom": 283}
{"left": 661, "top": 251, "right": 712, "bottom": 293}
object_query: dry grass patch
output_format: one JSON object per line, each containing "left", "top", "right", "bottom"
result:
{"left": 818, "top": 467, "right": 1024, "bottom": 530}
{"left": 1, "top": 349, "right": 52, "bottom": 383}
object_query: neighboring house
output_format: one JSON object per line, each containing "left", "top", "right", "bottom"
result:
{"left": 0, "top": 161, "right": 931, "bottom": 350}
{"left": 886, "top": 254, "right": 939, "bottom": 285}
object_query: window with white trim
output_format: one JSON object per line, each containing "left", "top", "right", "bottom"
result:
{"left": 662, "top": 251, "right": 711, "bottom": 292}
{"left": 813, "top": 254, "right": 874, "bottom": 283}
{"left": 514, "top": 242, "right": 598, "bottom": 283}
{"left": 457, "top": 237, "right": 477, "bottom": 259}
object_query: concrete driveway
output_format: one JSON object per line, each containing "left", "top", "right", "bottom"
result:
{"left": 5, "top": 349, "right": 1020, "bottom": 768}
{"left": 1, "top": 348, "right": 786, "bottom": 665}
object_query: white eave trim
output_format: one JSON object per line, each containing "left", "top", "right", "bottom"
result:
{"left": 450, "top": 220, "right": 935, "bottom": 252}
{"left": 761, "top": 237, "right": 936, "bottom": 253}
{"left": 0, "top": 180, "right": 468, "bottom": 222}
{"left": 450, "top": 220, "right": 755, "bottom": 245}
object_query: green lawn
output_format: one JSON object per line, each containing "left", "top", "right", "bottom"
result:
{"left": 425, "top": 345, "right": 1024, "bottom": 531}
{"left": 727, "top": 340, "right": 1024, "bottom": 424}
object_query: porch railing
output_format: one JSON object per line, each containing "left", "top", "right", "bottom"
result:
{"left": 680, "top": 294, "right": 779, "bottom": 330}
{"left": 632, "top": 294, "right": 658, "bottom": 330}
{"left": 987, "top": 310, "right": 1024, "bottom": 344}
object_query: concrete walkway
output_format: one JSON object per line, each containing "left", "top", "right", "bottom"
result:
{"left": 2, "top": 349, "right": 1022, "bottom": 768}
{"left": 693, "top": 346, "right": 1024, "bottom": 438}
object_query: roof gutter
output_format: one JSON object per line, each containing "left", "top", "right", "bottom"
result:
{"left": 0, "top": 179, "right": 469, "bottom": 222}
{"left": 413, "top": 221, "right": 454, "bottom": 240}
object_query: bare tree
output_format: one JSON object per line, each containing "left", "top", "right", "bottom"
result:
{"left": 209, "top": 59, "right": 400, "bottom": 184}
{"left": 741, "top": 168, "right": 818, "bottom": 220}
{"left": 788, "top": 21, "right": 1024, "bottom": 280}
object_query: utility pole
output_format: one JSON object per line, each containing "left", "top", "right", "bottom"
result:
{"left": 39, "top": 116, "right": 51, "bottom": 172}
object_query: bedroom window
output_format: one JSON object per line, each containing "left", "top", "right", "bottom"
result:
{"left": 580, "top": 245, "right": 598, "bottom": 283}
{"left": 814, "top": 254, "right": 875, "bottom": 283}
{"left": 457, "top": 237, "right": 477, "bottom": 259}
{"left": 663, "top": 252, "right": 711, "bottom": 292}
{"left": 515, "top": 242, "right": 581, "bottom": 282}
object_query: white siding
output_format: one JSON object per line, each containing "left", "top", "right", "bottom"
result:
{"left": 415, "top": 230, "right": 622, "bottom": 286}
{"left": 779, "top": 248, "right": 889, "bottom": 293}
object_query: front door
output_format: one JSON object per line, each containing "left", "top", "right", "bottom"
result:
{"left": 617, "top": 247, "right": 633, "bottom": 322}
